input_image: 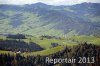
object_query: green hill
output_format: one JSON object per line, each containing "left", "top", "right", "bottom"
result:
{"left": 0, "top": 3, "right": 100, "bottom": 36}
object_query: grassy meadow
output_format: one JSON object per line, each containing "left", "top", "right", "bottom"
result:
{"left": 0, "top": 35, "right": 100, "bottom": 56}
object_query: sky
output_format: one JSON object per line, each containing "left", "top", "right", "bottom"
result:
{"left": 0, "top": 0, "right": 100, "bottom": 5}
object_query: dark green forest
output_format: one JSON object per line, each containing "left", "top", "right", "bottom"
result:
{"left": 0, "top": 33, "right": 100, "bottom": 66}
{"left": 0, "top": 43, "right": 100, "bottom": 66}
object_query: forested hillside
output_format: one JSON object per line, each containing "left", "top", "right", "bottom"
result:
{"left": 0, "top": 43, "right": 100, "bottom": 66}
{"left": 0, "top": 3, "right": 100, "bottom": 36}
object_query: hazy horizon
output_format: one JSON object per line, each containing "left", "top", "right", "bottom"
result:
{"left": 0, "top": 0, "right": 100, "bottom": 5}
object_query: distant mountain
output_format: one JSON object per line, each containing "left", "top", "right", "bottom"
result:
{"left": 0, "top": 2, "right": 100, "bottom": 36}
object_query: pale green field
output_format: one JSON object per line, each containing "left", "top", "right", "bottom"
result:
{"left": 23, "top": 36, "right": 78, "bottom": 49}
{"left": 0, "top": 50, "right": 16, "bottom": 55}
{"left": 69, "top": 36, "right": 100, "bottom": 45}
{"left": 22, "top": 46, "right": 64, "bottom": 56}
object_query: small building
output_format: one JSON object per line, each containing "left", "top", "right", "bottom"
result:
{"left": 16, "top": 51, "right": 21, "bottom": 54}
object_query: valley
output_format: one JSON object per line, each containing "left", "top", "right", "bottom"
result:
{"left": 0, "top": 2, "right": 100, "bottom": 66}
{"left": 0, "top": 34, "right": 100, "bottom": 56}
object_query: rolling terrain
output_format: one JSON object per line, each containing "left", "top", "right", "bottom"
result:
{"left": 0, "top": 2, "right": 100, "bottom": 36}
{"left": 0, "top": 2, "right": 100, "bottom": 57}
{"left": 0, "top": 2, "right": 100, "bottom": 66}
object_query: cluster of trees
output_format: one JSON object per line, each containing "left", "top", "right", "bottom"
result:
{"left": 0, "top": 40, "right": 44, "bottom": 52}
{"left": 51, "top": 43, "right": 59, "bottom": 48}
{"left": 6, "top": 34, "right": 26, "bottom": 39}
{"left": 0, "top": 43, "right": 100, "bottom": 66}
{"left": 40, "top": 35, "right": 61, "bottom": 39}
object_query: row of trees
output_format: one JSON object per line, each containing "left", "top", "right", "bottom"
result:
{"left": 6, "top": 34, "right": 26, "bottom": 39}
{"left": 40, "top": 35, "right": 61, "bottom": 39}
